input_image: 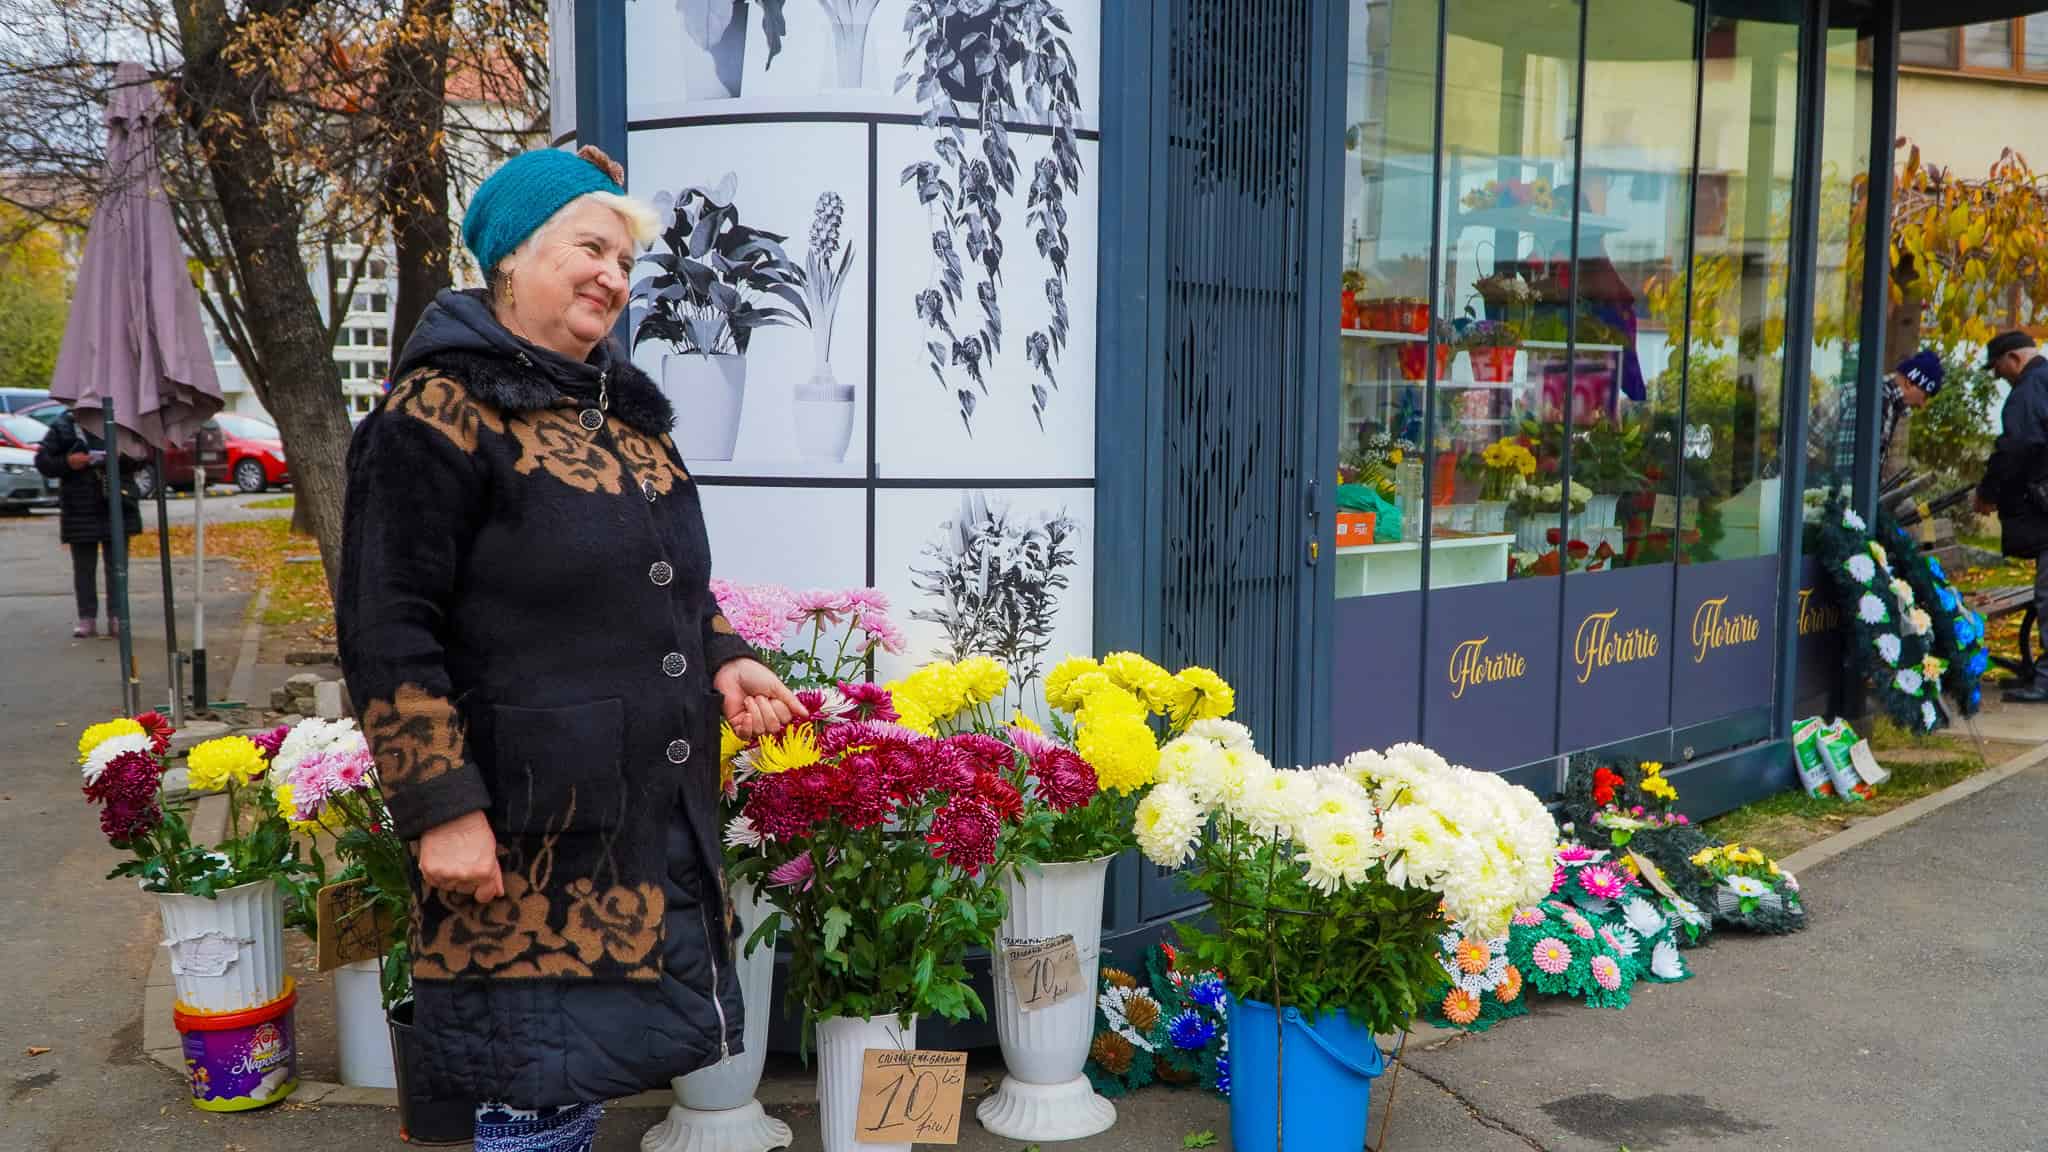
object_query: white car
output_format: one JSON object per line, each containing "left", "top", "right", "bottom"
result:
{"left": 0, "top": 445, "right": 57, "bottom": 513}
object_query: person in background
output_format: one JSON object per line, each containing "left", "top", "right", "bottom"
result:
{"left": 34, "top": 408, "right": 140, "bottom": 638}
{"left": 1878, "top": 348, "right": 1945, "bottom": 466}
{"left": 1975, "top": 330, "right": 2048, "bottom": 702}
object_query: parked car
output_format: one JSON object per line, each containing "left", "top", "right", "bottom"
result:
{"left": 0, "top": 445, "right": 58, "bottom": 513}
{"left": 133, "top": 413, "right": 290, "bottom": 496}
{"left": 11, "top": 398, "right": 63, "bottom": 427}
{"left": 0, "top": 413, "right": 52, "bottom": 451}
{"left": 0, "top": 388, "right": 53, "bottom": 415}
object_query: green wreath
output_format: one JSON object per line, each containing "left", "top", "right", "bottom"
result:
{"left": 1876, "top": 506, "right": 1986, "bottom": 715}
{"left": 1813, "top": 493, "right": 1943, "bottom": 734}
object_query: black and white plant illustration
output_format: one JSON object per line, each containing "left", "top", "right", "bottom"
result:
{"left": 898, "top": 0, "right": 1084, "bottom": 436}
{"left": 911, "top": 490, "right": 1078, "bottom": 690}
{"left": 631, "top": 174, "right": 809, "bottom": 460}
{"left": 795, "top": 190, "right": 858, "bottom": 461}
{"left": 672, "top": 0, "right": 790, "bottom": 100}
{"left": 816, "top": 0, "right": 882, "bottom": 88}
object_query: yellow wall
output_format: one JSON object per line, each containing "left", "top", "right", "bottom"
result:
{"left": 1896, "top": 71, "right": 2048, "bottom": 177}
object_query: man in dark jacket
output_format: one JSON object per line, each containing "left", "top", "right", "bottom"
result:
{"left": 33, "top": 409, "right": 140, "bottom": 638}
{"left": 1976, "top": 330, "right": 2048, "bottom": 700}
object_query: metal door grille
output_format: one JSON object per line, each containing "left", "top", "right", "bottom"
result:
{"left": 1158, "top": 0, "right": 1315, "bottom": 771}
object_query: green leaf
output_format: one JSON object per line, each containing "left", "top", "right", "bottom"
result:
{"left": 1184, "top": 1131, "right": 1219, "bottom": 1148}
{"left": 823, "top": 906, "right": 853, "bottom": 955}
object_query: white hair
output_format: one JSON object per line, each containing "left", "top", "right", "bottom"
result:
{"left": 492, "top": 189, "right": 659, "bottom": 293}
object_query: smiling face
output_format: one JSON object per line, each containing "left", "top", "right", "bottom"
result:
{"left": 494, "top": 196, "right": 636, "bottom": 361}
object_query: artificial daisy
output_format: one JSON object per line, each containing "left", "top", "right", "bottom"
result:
{"left": 1530, "top": 937, "right": 1572, "bottom": 975}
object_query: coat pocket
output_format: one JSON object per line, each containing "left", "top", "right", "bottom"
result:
{"left": 488, "top": 698, "right": 628, "bottom": 846}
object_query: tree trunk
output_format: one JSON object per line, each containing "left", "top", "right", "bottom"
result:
{"left": 176, "top": 17, "right": 351, "bottom": 598}
{"left": 381, "top": 0, "right": 456, "bottom": 355}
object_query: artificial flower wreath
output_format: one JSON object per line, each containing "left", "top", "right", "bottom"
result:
{"left": 1086, "top": 944, "right": 1229, "bottom": 1099}
{"left": 1561, "top": 756, "right": 1719, "bottom": 933}
{"left": 1691, "top": 842, "right": 1806, "bottom": 934}
{"left": 1814, "top": 494, "right": 1942, "bottom": 734}
{"left": 1420, "top": 928, "right": 1530, "bottom": 1033}
{"left": 1877, "top": 506, "right": 1986, "bottom": 716}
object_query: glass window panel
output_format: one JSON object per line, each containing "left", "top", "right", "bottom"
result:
{"left": 2026, "top": 16, "right": 2048, "bottom": 73}
{"left": 1436, "top": 0, "right": 1582, "bottom": 583}
{"left": 1682, "top": 10, "right": 1798, "bottom": 563}
{"left": 1571, "top": 0, "right": 1697, "bottom": 573}
{"left": 1806, "top": 30, "right": 1875, "bottom": 498}
{"left": 1964, "top": 20, "right": 2014, "bottom": 70}
{"left": 1334, "top": 0, "right": 1440, "bottom": 598}
{"left": 1898, "top": 29, "right": 1957, "bottom": 68}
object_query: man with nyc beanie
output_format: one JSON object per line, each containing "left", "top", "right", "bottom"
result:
{"left": 1878, "top": 348, "right": 1944, "bottom": 465}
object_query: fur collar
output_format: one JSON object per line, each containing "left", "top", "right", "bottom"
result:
{"left": 418, "top": 346, "right": 674, "bottom": 438}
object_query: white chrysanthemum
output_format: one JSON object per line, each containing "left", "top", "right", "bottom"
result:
{"left": 1857, "top": 594, "right": 1887, "bottom": 624}
{"left": 1187, "top": 717, "right": 1255, "bottom": 751}
{"left": 1842, "top": 509, "right": 1866, "bottom": 531}
{"left": 1876, "top": 633, "right": 1902, "bottom": 665}
{"left": 83, "top": 733, "right": 152, "bottom": 786}
{"left": 1296, "top": 814, "right": 1376, "bottom": 894}
{"left": 1845, "top": 554, "right": 1876, "bottom": 583}
{"left": 1895, "top": 668, "right": 1924, "bottom": 695}
{"left": 1669, "top": 896, "right": 1706, "bottom": 927}
{"left": 1098, "top": 986, "right": 1159, "bottom": 1052}
{"left": 1134, "top": 781, "right": 1205, "bottom": 868}
{"left": 723, "top": 815, "right": 764, "bottom": 850}
{"left": 1725, "top": 875, "right": 1771, "bottom": 899}
{"left": 1230, "top": 767, "right": 1318, "bottom": 842}
{"left": 1158, "top": 734, "right": 1249, "bottom": 807}
{"left": 1650, "top": 938, "right": 1686, "bottom": 981}
{"left": 1621, "top": 896, "right": 1668, "bottom": 938}
{"left": 1600, "top": 925, "right": 1641, "bottom": 957}
{"left": 1921, "top": 701, "right": 1938, "bottom": 731}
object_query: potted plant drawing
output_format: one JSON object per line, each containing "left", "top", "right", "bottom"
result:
{"left": 899, "top": 0, "right": 1083, "bottom": 435}
{"left": 632, "top": 173, "right": 809, "bottom": 461}
{"left": 817, "top": 0, "right": 881, "bottom": 88}
{"left": 672, "top": 0, "right": 789, "bottom": 101}
{"left": 910, "top": 490, "right": 1078, "bottom": 695}
{"left": 795, "top": 190, "right": 857, "bottom": 461}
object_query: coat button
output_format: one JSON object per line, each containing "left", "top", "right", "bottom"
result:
{"left": 649, "top": 561, "right": 674, "bottom": 587}
{"left": 643, "top": 477, "right": 657, "bottom": 502}
{"left": 662, "top": 652, "right": 687, "bottom": 677}
{"left": 578, "top": 408, "right": 605, "bottom": 431}
{"left": 667, "top": 738, "right": 692, "bottom": 764}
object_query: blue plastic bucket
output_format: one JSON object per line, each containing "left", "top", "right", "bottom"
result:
{"left": 1227, "top": 996, "right": 1386, "bottom": 1152}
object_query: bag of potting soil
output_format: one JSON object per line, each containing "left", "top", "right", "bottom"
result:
{"left": 1792, "top": 717, "right": 1834, "bottom": 799}
{"left": 1818, "top": 721, "right": 1867, "bottom": 801}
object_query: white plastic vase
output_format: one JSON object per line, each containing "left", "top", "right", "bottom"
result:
{"left": 663, "top": 353, "right": 747, "bottom": 461}
{"left": 156, "top": 878, "right": 285, "bottom": 1013}
{"left": 643, "top": 881, "right": 792, "bottom": 1152}
{"left": 1584, "top": 493, "right": 1621, "bottom": 529}
{"left": 335, "top": 958, "right": 396, "bottom": 1089}
{"left": 977, "top": 858, "right": 1116, "bottom": 1141}
{"left": 815, "top": 1014, "right": 917, "bottom": 1152}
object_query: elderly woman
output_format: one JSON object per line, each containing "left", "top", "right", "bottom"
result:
{"left": 338, "top": 146, "right": 804, "bottom": 1151}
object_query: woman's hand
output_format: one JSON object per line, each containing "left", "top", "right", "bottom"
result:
{"left": 66, "top": 451, "right": 89, "bottom": 471}
{"left": 714, "top": 658, "right": 809, "bottom": 740}
{"left": 417, "top": 810, "right": 505, "bottom": 902}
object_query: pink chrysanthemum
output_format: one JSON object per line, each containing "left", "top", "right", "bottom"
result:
{"left": 927, "top": 797, "right": 1001, "bottom": 876}
{"left": 1556, "top": 844, "right": 1598, "bottom": 865}
{"left": 1562, "top": 910, "right": 1595, "bottom": 939}
{"left": 1531, "top": 937, "right": 1572, "bottom": 975}
{"left": 1511, "top": 906, "right": 1548, "bottom": 928}
{"left": 855, "top": 612, "right": 908, "bottom": 656}
{"left": 838, "top": 681, "right": 897, "bottom": 722}
{"left": 844, "top": 587, "right": 891, "bottom": 615}
{"left": 1550, "top": 866, "right": 1568, "bottom": 894}
{"left": 1577, "top": 865, "right": 1627, "bottom": 901}
{"left": 1590, "top": 955, "right": 1622, "bottom": 991}
{"left": 766, "top": 854, "right": 816, "bottom": 891}
{"left": 788, "top": 589, "right": 853, "bottom": 624}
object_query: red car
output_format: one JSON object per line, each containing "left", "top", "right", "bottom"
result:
{"left": 135, "top": 413, "right": 291, "bottom": 496}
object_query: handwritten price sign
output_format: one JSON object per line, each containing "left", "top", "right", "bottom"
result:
{"left": 1005, "top": 935, "right": 1082, "bottom": 1013}
{"left": 856, "top": 1049, "right": 966, "bottom": 1144}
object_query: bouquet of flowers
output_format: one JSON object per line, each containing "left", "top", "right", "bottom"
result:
{"left": 1143, "top": 742, "right": 1555, "bottom": 1036}
{"left": 1544, "top": 843, "right": 1697, "bottom": 981}
{"left": 1476, "top": 436, "right": 1537, "bottom": 501}
{"left": 1877, "top": 507, "right": 1986, "bottom": 716}
{"left": 1814, "top": 494, "right": 1942, "bottom": 734}
{"left": 710, "top": 582, "right": 905, "bottom": 692}
{"left": 1086, "top": 943, "right": 1230, "bottom": 1099}
{"left": 727, "top": 680, "right": 1020, "bottom": 1031}
{"left": 1690, "top": 843, "right": 1806, "bottom": 934}
{"left": 1511, "top": 479, "right": 1592, "bottom": 516}
{"left": 1339, "top": 431, "right": 1415, "bottom": 501}
{"left": 79, "top": 714, "right": 315, "bottom": 902}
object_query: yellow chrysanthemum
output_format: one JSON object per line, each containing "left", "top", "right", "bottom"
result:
{"left": 901, "top": 662, "right": 971, "bottom": 720}
{"left": 1174, "top": 666, "right": 1236, "bottom": 721}
{"left": 890, "top": 688, "right": 937, "bottom": 736}
{"left": 186, "top": 735, "right": 268, "bottom": 794}
{"left": 1045, "top": 656, "right": 1102, "bottom": 712}
{"left": 1078, "top": 712, "right": 1160, "bottom": 794}
{"left": 1640, "top": 761, "right": 1664, "bottom": 776}
{"left": 1074, "top": 676, "right": 1147, "bottom": 724}
{"left": 1103, "top": 652, "right": 1175, "bottom": 708}
{"left": 956, "top": 655, "right": 1009, "bottom": 706}
{"left": 78, "top": 718, "right": 145, "bottom": 765}
{"left": 1010, "top": 710, "right": 1042, "bottom": 735}
{"left": 753, "top": 724, "right": 822, "bottom": 775}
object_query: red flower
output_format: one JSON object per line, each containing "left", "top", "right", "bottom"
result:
{"left": 838, "top": 681, "right": 897, "bottom": 722}
{"left": 1592, "top": 766, "right": 1624, "bottom": 808}
{"left": 973, "top": 772, "right": 1024, "bottom": 823}
{"left": 1567, "top": 539, "right": 1589, "bottom": 560}
{"left": 1546, "top": 527, "right": 1561, "bottom": 547}
{"left": 926, "top": 797, "right": 1000, "bottom": 876}
{"left": 1029, "top": 748, "right": 1099, "bottom": 814}
{"left": 135, "top": 710, "right": 175, "bottom": 755}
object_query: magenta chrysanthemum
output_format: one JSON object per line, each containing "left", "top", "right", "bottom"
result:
{"left": 1550, "top": 866, "right": 1568, "bottom": 894}
{"left": 832, "top": 767, "right": 896, "bottom": 831}
{"left": 1590, "top": 955, "right": 1622, "bottom": 991}
{"left": 766, "top": 853, "right": 816, "bottom": 891}
{"left": 1531, "top": 937, "right": 1572, "bottom": 975}
{"left": 1030, "top": 747, "right": 1099, "bottom": 813}
{"left": 1556, "top": 844, "right": 1597, "bottom": 864}
{"left": 1577, "top": 865, "right": 1626, "bottom": 901}
{"left": 250, "top": 725, "right": 291, "bottom": 759}
{"left": 838, "top": 681, "right": 898, "bottom": 722}
{"left": 745, "top": 769, "right": 832, "bottom": 841}
{"left": 927, "top": 797, "right": 1001, "bottom": 875}
{"left": 974, "top": 772, "right": 1024, "bottom": 823}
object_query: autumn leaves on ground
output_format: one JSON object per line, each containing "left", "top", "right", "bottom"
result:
{"left": 137, "top": 514, "right": 335, "bottom": 660}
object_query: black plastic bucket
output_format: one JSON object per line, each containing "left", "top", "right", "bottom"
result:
{"left": 386, "top": 1001, "right": 474, "bottom": 1145}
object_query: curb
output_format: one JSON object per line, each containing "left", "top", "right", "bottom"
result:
{"left": 1776, "top": 736, "right": 2048, "bottom": 876}
{"left": 224, "top": 588, "right": 270, "bottom": 708}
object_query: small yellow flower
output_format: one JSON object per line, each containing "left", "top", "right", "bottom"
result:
{"left": 753, "top": 724, "right": 823, "bottom": 775}
{"left": 1045, "top": 656, "right": 1101, "bottom": 712}
{"left": 78, "top": 718, "right": 145, "bottom": 765}
{"left": 186, "top": 735, "right": 268, "bottom": 794}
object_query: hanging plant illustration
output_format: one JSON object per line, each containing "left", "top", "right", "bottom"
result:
{"left": 898, "top": 0, "right": 1083, "bottom": 435}
{"left": 657, "top": 0, "right": 789, "bottom": 100}
{"left": 911, "top": 490, "right": 1078, "bottom": 690}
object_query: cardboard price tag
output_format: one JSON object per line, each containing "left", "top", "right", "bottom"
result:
{"left": 1005, "top": 935, "right": 1082, "bottom": 1013}
{"left": 856, "top": 1049, "right": 966, "bottom": 1144}
{"left": 1628, "top": 850, "right": 1683, "bottom": 904}
{"left": 316, "top": 879, "right": 394, "bottom": 972}
{"left": 1650, "top": 494, "right": 1701, "bottom": 531}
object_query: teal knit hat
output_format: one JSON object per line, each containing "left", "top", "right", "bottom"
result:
{"left": 462, "top": 148, "right": 625, "bottom": 279}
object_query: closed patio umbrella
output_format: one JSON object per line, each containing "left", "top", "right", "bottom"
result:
{"left": 50, "top": 61, "right": 224, "bottom": 717}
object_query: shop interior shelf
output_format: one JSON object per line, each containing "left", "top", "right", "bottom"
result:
{"left": 1340, "top": 327, "right": 1428, "bottom": 343}
{"left": 1335, "top": 531, "right": 1513, "bottom": 597}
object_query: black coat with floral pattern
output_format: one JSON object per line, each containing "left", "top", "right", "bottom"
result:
{"left": 338, "top": 290, "right": 751, "bottom": 1107}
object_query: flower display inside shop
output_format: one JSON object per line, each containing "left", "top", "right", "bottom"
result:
{"left": 1815, "top": 492, "right": 1942, "bottom": 733}
{"left": 1147, "top": 742, "right": 1556, "bottom": 1037}
{"left": 1477, "top": 436, "right": 1537, "bottom": 501}
{"left": 80, "top": 716, "right": 315, "bottom": 901}
{"left": 1085, "top": 944, "right": 1230, "bottom": 1099}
